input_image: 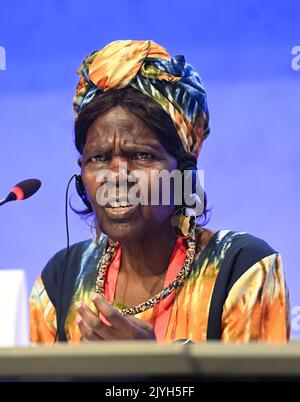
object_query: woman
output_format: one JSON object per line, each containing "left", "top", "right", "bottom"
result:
{"left": 30, "top": 40, "right": 290, "bottom": 344}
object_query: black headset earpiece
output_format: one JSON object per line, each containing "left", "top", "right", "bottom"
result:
{"left": 75, "top": 174, "right": 92, "bottom": 210}
{"left": 178, "top": 159, "right": 197, "bottom": 195}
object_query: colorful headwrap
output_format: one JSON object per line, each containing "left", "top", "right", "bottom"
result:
{"left": 73, "top": 40, "right": 209, "bottom": 157}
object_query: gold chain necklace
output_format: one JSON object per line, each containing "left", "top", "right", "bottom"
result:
{"left": 95, "top": 229, "right": 196, "bottom": 315}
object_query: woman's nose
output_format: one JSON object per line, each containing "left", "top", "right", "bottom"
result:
{"left": 105, "top": 157, "right": 133, "bottom": 186}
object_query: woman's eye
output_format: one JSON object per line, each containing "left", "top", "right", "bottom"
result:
{"left": 90, "top": 155, "right": 107, "bottom": 163}
{"left": 134, "top": 152, "right": 153, "bottom": 160}
{"left": 86, "top": 152, "right": 154, "bottom": 164}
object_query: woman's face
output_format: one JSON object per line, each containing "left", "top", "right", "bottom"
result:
{"left": 79, "top": 106, "right": 177, "bottom": 242}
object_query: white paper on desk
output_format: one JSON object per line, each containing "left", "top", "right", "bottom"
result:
{"left": 0, "top": 270, "right": 29, "bottom": 346}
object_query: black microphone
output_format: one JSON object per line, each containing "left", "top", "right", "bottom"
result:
{"left": 0, "top": 179, "right": 41, "bottom": 207}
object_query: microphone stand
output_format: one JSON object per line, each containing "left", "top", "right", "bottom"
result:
{"left": 0, "top": 198, "right": 8, "bottom": 207}
{"left": 0, "top": 193, "right": 16, "bottom": 207}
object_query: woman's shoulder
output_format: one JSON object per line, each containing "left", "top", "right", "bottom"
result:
{"left": 42, "top": 239, "right": 92, "bottom": 273}
{"left": 195, "top": 228, "right": 281, "bottom": 298}
{"left": 42, "top": 233, "right": 108, "bottom": 274}
{"left": 196, "top": 227, "right": 278, "bottom": 268}
{"left": 41, "top": 233, "right": 109, "bottom": 281}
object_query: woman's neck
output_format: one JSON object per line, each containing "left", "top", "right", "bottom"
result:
{"left": 119, "top": 223, "right": 178, "bottom": 279}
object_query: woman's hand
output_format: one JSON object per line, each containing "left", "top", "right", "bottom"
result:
{"left": 75, "top": 292, "right": 156, "bottom": 341}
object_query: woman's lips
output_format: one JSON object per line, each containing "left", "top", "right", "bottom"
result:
{"left": 104, "top": 204, "right": 139, "bottom": 220}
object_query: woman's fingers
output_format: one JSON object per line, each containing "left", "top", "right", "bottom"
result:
{"left": 126, "top": 315, "right": 154, "bottom": 333}
{"left": 76, "top": 316, "right": 102, "bottom": 341}
{"left": 79, "top": 293, "right": 157, "bottom": 341}
{"left": 91, "top": 293, "right": 128, "bottom": 330}
{"left": 91, "top": 293, "right": 155, "bottom": 339}
{"left": 76, "top": 302, "right": 115, "bottom": 340}
{"left": 126, "top": 316, "right": 156, "bottom": 340}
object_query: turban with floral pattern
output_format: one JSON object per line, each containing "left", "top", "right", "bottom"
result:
{"left": 73, "top": 40, "right": 209, "bottom": 158}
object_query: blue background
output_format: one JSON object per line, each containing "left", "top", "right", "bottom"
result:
{"left": 0, "top": 0, "right": 299, "bottom": 336}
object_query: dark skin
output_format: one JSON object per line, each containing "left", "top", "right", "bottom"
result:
{"left": 76, "top": 106, "right": 214, "bottom": 341}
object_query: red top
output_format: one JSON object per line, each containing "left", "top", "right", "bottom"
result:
{"left": 104, "top": 237, "right": 187, "bottom": 343}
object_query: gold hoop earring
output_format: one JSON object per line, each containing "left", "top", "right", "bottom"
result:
{"left": 170, "top": 207, "right": 197, "bottom": 239}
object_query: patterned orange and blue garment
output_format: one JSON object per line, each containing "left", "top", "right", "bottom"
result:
{"left": 30, "top": 230, "right": 290, "bottom": 344}
{"left": 73, "top": 40, "right": 209, "bottom": 157}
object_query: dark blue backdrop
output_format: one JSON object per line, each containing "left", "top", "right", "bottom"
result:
{"left": 0, "top": 0, "right": 299, "bottom": 336}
